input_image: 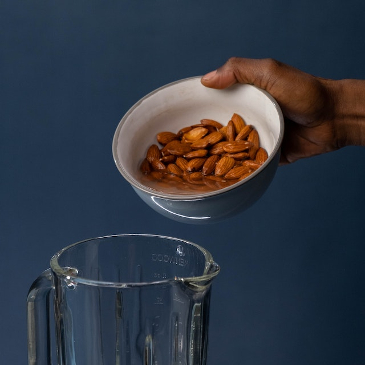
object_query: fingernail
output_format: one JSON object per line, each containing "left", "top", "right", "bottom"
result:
{"left": 202, "top": 70, "right": 217, "bottom": 81}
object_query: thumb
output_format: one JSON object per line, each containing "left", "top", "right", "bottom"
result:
{"left": 201, "top": 68, "right": 238, "bottom": 89}
{"left": 201, "top": 57, "right": 279, "bottom": 90}
{"left": 201, "top": 57, "right": 263, "bottom": 89}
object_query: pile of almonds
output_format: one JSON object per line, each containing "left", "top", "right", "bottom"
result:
{"left": 139, "top": 113, "right": 268, "bottom": 193}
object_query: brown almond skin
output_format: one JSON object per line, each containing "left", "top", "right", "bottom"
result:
{"left": 156, "top": 131, "right": 178, "bottom": 145}
{"left": 142, "top": 113, "right": 265, "bottom": 193}
{"left": 215, "top": 156, "right": 235, "bottom": 176}
{"left": 150, "top": 171, "right": 164, "bottom": 180}
{"left": 224, "top": 165, "right": 251, "bottom": 179}
{"left": 183, "top": 173, "right": 205, "bottom": 185}
{"left": 191, "top": 138, "right": 210, "bottom": 149}
{"left": 204, "top": 131, "right": 224, "bottom": 145}
{"left": 167, "top": 163, "right": 183, "bottom": 176}
{"left": 238, "top": 171, "right": 253, "bottom": 181}
{"left": 164, "top": 140, "right": 192, "bottom": 156}
{"left": 235, "top": 124, "right": 253, "bottom": 141}
{"left": 226, "top": 120, "right": 236, "bottom": 142}
{"left": 189, "top": 171, "right": 203, "bottom": 181}
{"left": 209, "top": 141, "right": 229, "bottom": 155}
{"left": 187, "top": 158, "right": 207, "bottom": 172}
{"left": 200, "top": 119, "right": 224, "bottom": 129}
{"left": 151, "top": 159, "right": 166, "bottom": 171}
{"left": 140, "top": 158, "right": 151, "bottom": 174}
{"left": 184, "top": 149, "right": 208, "bottom": 159}
{"left": 183, "top": 127, "right": 209, "bottom": 142}
{"left": 243, "top": 160, "right": 261, "bottom": 170}
{"left": 202, "top": 155, "right": 219, "bottom": 175}
{"left": 231, "top": 113, "right": 246, "bottom": 134}
{"left": 146, "top": 144, "right": 161, "bottom": 163}
{"left": 248, "top": 129, "right": 260, "bottom": 159}
{"left": 175, "top": 157, "right": 189, "bottom": 172}
{"left": 224, "top": 152, "right": 249, "bottom": 160}
{"left": 223, "top": 141, "right": 252, "bottom": 153}
{"left": 219, "top": 126, "right": 228, "bottom": 140}
{"left": 204, "top": 125, "right": 218, "bottom": 134}
{"left": 177, "top": 126, "right": 192, "bottom": 138}
{"left": 160, "top": 155, "right": 176, "bottom": 164}
{"left": 255, "top": 147, "right": 268, "bottom": 164}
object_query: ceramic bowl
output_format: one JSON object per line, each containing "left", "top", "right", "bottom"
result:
{"left": 112, "top": 77, "right": 284, "bottom": 224}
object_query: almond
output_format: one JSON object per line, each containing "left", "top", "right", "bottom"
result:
{"left": 164, "top": 140, "right": 192, "bottom": 156}
{"left": 183, "top": 127, "right": 209, "bottom": 142}
{"left": 167, "top": 163, "right": 183, "bottom": 176}
{"left": 191, "top": 138, "right": 210, "bottom": 149}
{"left": 187, "top": 158, "right": 207, "bottom": 172}
{"left": 215, "top": 156, "right": 235, "bottom": 176}
{"left": 235, "top": 124, "right": 253, "bottom": 141}
{"left": 243, "top": 159, "right": 261, "bottom": 170}
{"left": 224, "top": 165, "right": 251, "bottom": 179}
{"left": 160, "top": 155, "right": 176, "bottom": 164}
{"left": 140, "top": 158, "right": 151, "bottom": 174}
{"left": 224, "top": 152, "right": 249, "bottom": 160}
{"left": 226, "top": 120, "right": 236, "bottom": 142}
{"left": 200, "top": 119, "right": 224, "bottom": 129}
{"left": 204, "top": 125, "right": 218, "bottom": 134}
{"left": 146, "top": 144, "right": 161, "bottom": 163}
{"left": 175, "top": 157, "right": 189, "bottom": 172}
{"left": 183, "top": 172, "right": 205, "bottom": 185}
{"left": 177, "top": 126, "right": 192, "bottom": 138}
{"left": 184, "top": 149, "right": 208, "bottom": 159}
{"left": 209, "top": 141, "right": 230, "bottom": 155}
{"left": 150, "top": 171, "right": 164, "bottom": 180}
{"left": 202, "top": 155, "right": 219, "bottom": 176}
{"left": 189, "top": 171, "right": 203, "bottom": 181}
{"left": 223, "top": 141, "right": 252, "bottom": 153}
{"left": 247, "top": 129, "right": 260, "bottom": 159}
{"left": 204, "top": 131, "right": 224, "bottom": 145}
{"left": 140, "top": 112, "right": 265, "bottom": 194}
{"left": 151, "top": 159, "right": 166, "bottom": 171}
{"left": 255, "top": 147, "right": 268, "bottom": 164}
{"left": 238, "top": 171, "right": 253, "bottom": 181}
{"left": 156, "top": 131, "right": 178, "bottom": 145}
{"left": 219, "top": 126, "right": 228, "bottom": 140}
{"left": 231, "top": 113, "right": 246, "bottom": 133}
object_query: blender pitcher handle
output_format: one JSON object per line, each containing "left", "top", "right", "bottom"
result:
{"left": 27, "top": 269, "right": 54, "bottom": 365}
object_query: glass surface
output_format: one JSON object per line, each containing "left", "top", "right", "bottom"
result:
{"left": 27, "top": 234, "right": 220, "bottom": 365}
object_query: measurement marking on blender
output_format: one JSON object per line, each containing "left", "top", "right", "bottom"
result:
{"left": 154, "top": 272, "right": 167, "bottom": 279}
{"left": 151, "top": 253, "right": 188, "bottom": 267}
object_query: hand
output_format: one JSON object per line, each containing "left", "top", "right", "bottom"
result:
{"left": 201, "top": 57, "right": 359, "bottom": 164}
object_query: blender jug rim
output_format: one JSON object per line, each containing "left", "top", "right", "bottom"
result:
{"left": 50, "top": 233, "right": 220, "bottom": 288}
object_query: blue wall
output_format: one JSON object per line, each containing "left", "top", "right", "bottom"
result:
{"left": 2, "top": 1, "right": 365, "bottom": 364}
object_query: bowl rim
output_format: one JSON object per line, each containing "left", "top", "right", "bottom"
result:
{"left": 112, "top": 76, "right": 284, "bottom": 200}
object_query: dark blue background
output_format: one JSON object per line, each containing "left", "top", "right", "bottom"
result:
{"left": 2, "top": 1, "right": 365, "bottom": 364}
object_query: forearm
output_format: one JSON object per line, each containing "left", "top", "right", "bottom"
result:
{"left": 328, "top": 79, "right": 365, "bottom": 147}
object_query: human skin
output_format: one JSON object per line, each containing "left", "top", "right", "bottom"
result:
{"left": 201, "top": 57, "right": 365, "bottom": 164}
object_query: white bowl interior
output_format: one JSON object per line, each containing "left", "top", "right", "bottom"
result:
{"left": 113, "top": 77, "right": 283, "bottom": 197}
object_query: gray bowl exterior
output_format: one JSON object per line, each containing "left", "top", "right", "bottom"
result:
{"left": 132, "top": 149, "right": 280, "bottom": 224}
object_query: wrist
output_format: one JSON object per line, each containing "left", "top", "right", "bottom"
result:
{"left": 327, "top": 78, "right": 365, "bottom": 148}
